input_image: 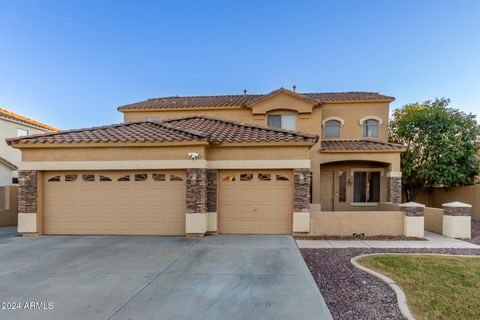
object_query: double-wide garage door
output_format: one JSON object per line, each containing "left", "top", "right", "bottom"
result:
{"left": 44, "top": 170, "right": 186, "bottom": 235}
{"left": 218, "top": 170, "right": 293, "bottom": 234}
{"left": 43, "top": 169, "right": 294, "bottom": 235}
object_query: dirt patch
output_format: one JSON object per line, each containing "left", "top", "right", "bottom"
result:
{"left": 301, "top": 248, "right": 480, "bottom": 320}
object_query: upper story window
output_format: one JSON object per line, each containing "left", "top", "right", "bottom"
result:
{"left": 145, "top": 117, "right": 160, "bottom": 121}
{"left": 267, "top": 114, "right": 296, "bottom": 130}
{"left": 362, "top": 119, "right": 379, "bottom": 137}
{"left": 17, "top": 128, "right": 28, "bottom": 137}
{"left": 324, "top": 120, "right": 341, "bottom": 138}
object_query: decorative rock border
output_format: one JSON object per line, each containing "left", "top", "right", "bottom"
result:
{"left": 351, "top": 253, "right": 480, "bottom": 320}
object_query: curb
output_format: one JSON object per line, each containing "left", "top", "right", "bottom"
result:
{"left": 351, "top": 253, "right": 480, "bottom": 320}
{"left": 351, "top": 253, "right": 414, "bottom": 320}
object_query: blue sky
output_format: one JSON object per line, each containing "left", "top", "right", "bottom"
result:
{"left": 0, "top": 0, "right": 479, "bottom": 129}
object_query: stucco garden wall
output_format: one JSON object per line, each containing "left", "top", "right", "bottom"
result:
{"left": 415, "top": 185, "right": 480, "bottom": 220}
{"left": 424, "top": 207, "right": 443, "bottom": 234}
{"left": 309, "top": 211, "right": 404, "bottom": 236}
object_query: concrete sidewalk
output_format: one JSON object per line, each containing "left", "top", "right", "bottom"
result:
{"left": 297, "top": 231, "right": 480, "bottom": 249}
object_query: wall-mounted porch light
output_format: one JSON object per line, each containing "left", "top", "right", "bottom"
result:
{"left": 190, "top": 173, "right": 197, "bottom": 185}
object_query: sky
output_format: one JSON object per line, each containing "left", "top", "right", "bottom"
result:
{"left": 0, "top": 0, "right": 479, "bottom": 130}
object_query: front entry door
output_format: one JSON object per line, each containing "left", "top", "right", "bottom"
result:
{"left": 320, "top": 172, "right": 334, "bottom": 211}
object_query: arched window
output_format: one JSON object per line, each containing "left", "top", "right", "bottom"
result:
{"left": 362, "top": 119, "right": 379, "bottom": 137}
{"left": 324, "top": 120, "right": 341, "bottom": 138}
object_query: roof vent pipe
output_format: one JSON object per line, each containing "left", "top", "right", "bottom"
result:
{"left": 292, "top": 85, "right": 296, "bottom": 93}
{"left": 243, "top": 89, "right": 247, "bottom": 96}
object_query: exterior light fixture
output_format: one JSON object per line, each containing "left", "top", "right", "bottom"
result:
{"left": 299, "top": 173, "right": 305, "bottom": 185}
{"left": 191, "top": 173, "right": 197, "bottom": 185}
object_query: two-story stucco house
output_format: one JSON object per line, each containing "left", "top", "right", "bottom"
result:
{"left": 7, "top": 88, "right": 405, "bottom": 236}
{"left": 0, "top": 108, "right": 58, "bottom": 186}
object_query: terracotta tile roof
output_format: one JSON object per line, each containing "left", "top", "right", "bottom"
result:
{"left": 6, "top": 121, "right": 208, "bottom": 145}
{"left": 7, "top": 116, "right": 318, "bottom": 145}
{"left": 321, "top": 140, "right": 405, "bottom": 152}
{"left": 0, "top": 156, "right": 17, "bottom": 170}
{"left": 118, "top": 88, "right": 394, "bottom": 110}
{"left": 163, "top": 115, "right": 318, "bottom": 143}
{"left": 0, "top": 108, "right": 58, "bottom": 131}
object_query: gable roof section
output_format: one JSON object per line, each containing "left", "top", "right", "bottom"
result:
{"left": 118, "top": 88, "right": 395, "bottom": 111}
{"left": 7, "top": 116, "right": 318, "bottom": 146}
{"left": 163, "top": 115, "right": 318, "bottom": 144}
{"left": 0, "top": 108, "right": 58, "bottom": 132}
{"left": 245, "top": 88, "right": 319, "bottom": 107}
{"left": 0, "top": 156, "right": 17, "bottom": 170}
{"left": 321, "top": 140, "right": 405, "bottom": 152}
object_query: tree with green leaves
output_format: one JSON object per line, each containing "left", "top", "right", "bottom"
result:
{"left": 389, "top": 98, "right": 480, "bottom": 202}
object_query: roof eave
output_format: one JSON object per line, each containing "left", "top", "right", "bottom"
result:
{"left": 320, "top": 148, "right": 406, "bottom": 153}
{"left": 7, "top": 139, "right": 210, "bottom": 149}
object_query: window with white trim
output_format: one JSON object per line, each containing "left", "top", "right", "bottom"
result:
{"left": 267, "top": 114, "right": 296, "bottom": 130}
{"left": 324, "top": 120, "right": 341, "bottom": 138}
{"left": 362, "top": 119, "right": 379, "bottom": 137}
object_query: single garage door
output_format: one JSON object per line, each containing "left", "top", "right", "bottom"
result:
{"left": 44, "top": 170, "right": 186, "bottom": 235}
{"left": 219, "top": 170, "right": 293, "bottom": 234}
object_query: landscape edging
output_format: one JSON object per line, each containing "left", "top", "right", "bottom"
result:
{"left": 351, "top": 252, "right": 480, "bottom": 320}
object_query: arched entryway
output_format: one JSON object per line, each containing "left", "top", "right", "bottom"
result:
{"left": 319, "top": 160, "right": 392, "bottom": 211}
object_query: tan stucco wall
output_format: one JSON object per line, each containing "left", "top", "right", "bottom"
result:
{"left": 318, "top": 152, "right": 401, "bottom": 171}
{"left": 21, "top": 144, "right": 311, "bottom": 164}
{"left": 22, "top": 145, "right": 208, "bottom": 162}
{"left": 0, "top": 185, "right": 18, "bottom": 227}
{"left": 321, "top": 102, "right": 390, "bottom": 141}
{"left": 416, "top": 185, "right": 480, "bottom": 220}
{"left": 207, "top": 145, "right": 310, "bottom": 160}
{"left": 124, "top": 108, "right": 254, "bottom": 125}
{"left": 424, "top": 207, "right": 443, "bottom": 234}
{"left": 377, "top": 202, "right": 400, "bottom": 211}
{"left": 309, "top": 211, "right": 404, "bottom": 236}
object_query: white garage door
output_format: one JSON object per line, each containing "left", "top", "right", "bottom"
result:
{"left": 44, "top": 170, "right": 186, "bottom": 235}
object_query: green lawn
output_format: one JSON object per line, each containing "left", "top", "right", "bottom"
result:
{"left": 358, "top": 254, "right": 480, "bottom": 320}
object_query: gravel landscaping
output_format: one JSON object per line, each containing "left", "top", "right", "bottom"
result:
{"left": 301, "top": 248, "right": 480, "bottom": 320}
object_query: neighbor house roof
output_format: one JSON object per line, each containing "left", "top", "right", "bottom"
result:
{"left": 0, "top": 156, "right": 17, "bottom": 170}
{"left": 321, "top": 140, "right": 405, "bottom": 152}
{"left": 0, "top": 108, "right": 58, "bottom": 132}
{"left": 118, "top": 88, "right": 395, "bottom": 111}
{"left": 7, "top": 116, "right": 318, "bottom": 146}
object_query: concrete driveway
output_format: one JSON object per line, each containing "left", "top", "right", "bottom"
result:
{"left": 0, "top": 231, "right": 331, "bottom": 320}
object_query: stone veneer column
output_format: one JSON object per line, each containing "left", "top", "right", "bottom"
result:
{"left": 185, "top": 168, "right": 208, "bottom": 235}
{"left": 442, "top": 201, "right": 471, "bottom": 239}
{"left": 387, "top": 172, "right": 402, "bottom": 204}
{"left": 206, "top": 169, "right": 218, "bottom": 232}
{"left": 292, "top": 168, "right": 311, "bottom": 233}
{"left": 18, "top": 170, "right": 38, "bottom": 234}
{"left": 399, "top": 202, "right": 424, "bottom": 238}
